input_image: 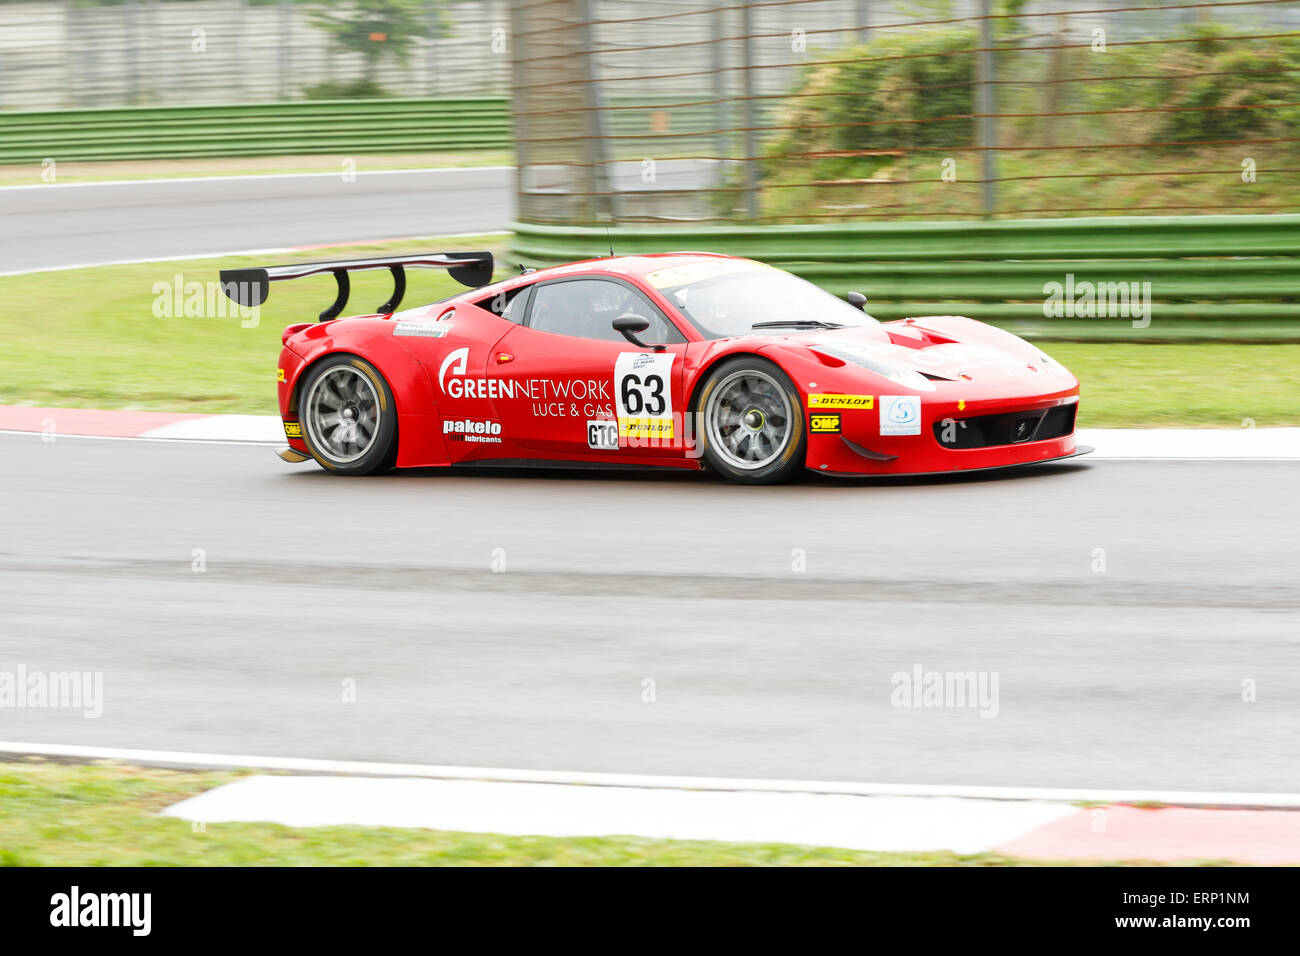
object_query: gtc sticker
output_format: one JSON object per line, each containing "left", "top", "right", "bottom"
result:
{"left": 394, "top": 322, "right": 451, "bottom": 337}
{"left": 615, "top": 352, "right": 675, "bottom": 439}
{"left": 810, "top": 413, "right": 841, "bottom": 434}
{"left": 587, "top": 420, "right": 619, "bottom": 450}
{"left": 880, "top": 395, "right": 922, "bottom": 436}
{"left": 808, "top": 394, "right": 874, "bottom": 409}
{"left": 283, "top": 421, "right": 302, "bottom": 439}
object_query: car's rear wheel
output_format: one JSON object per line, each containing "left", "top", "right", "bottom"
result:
{"left": 299, "top": 355, "right": 397, "bottom": 475}
{"left": 698, "top": 357, "right": 805, "bottom": 484}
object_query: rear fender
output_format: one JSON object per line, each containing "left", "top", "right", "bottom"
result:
{"left": 284, "top": 321, "right": 449, "bottom": 467}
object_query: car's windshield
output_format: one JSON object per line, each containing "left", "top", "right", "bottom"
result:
{"left": 646, "top": 260, "right": 881, "bottom": 339}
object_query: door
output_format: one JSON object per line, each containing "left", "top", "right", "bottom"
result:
{"left": 486, "top": 276, "right": 688, "bottom": 459}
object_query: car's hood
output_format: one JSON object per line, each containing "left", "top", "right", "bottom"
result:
{"left": 763, "top": 322, "right": 1071, "bottom": 392}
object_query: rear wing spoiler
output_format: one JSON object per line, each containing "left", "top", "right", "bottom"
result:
{"left": 219, "top": 251, "right": 494, "bottom": 322}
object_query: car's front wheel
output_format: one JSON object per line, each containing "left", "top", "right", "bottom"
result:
{"left": 697, "top": 356, "right": 805, "bottom": 484}
{"left": 299, "top": 354, "right": 397, "bottom": 475}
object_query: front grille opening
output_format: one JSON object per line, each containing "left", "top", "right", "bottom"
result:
{"left": 934, "top": 404, "right": 1076, "bottom": 449}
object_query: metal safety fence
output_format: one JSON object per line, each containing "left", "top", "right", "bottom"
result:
{"left": 508, "top": 0, "right": 1300, "bottom": 225}
{"left": 0, "top": 0, "right": 511, "bottom": 110}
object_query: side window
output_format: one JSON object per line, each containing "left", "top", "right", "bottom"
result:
{"left": 527, "top": 279, "right": 683, "bottom": 344}
{"left": 473, "top": 284, "right": 531, "bottom": 322}
{"left": 501, "top": 285, "right": 531, "bottom": 323}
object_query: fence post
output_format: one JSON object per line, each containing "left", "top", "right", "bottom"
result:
{"left": 858, "top": 0, "right": 869, "bottom": 43}
{"left": 976, "top": 0, "right": 998, "bottom": 217}
{"left": 126, "top": 0, "right": 140, "bottom": 105}
{"left": 577, "top": 0, "right": 616, "bottom": 224}
{"left": 277, "top": 0, "right": 290, "bottom": 101}
{"left": 739, "top": 1, "right": 759, "bottom": 220}
{"left": 426, "top": 0, "right": 440, "bottom": 96}
{"left": 233, "top": 0, "right": 247, "bottom": 99}
{"left": 712, "top": 6, "right": 728, "bottom": 163}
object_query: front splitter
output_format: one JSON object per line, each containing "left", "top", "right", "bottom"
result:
{"left": 810, "top": 445, "right": 1094, "bottom": 479}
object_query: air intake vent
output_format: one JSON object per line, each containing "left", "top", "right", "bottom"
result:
{"left": 935, "top": 404, "right": 1076, "bottom": 449}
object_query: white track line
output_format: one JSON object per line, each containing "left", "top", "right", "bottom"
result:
{"left": 139, "top": 415, "right": 284, "bottom": 443}
{"left": 4, "top": 740, "right": 1299, "bottom": 808}
{"left": 0, "top": 231, "right": 505, "bottom": 278}
{"left": 0, "top": 429, "right": 275, "bottom": 446}
{"left": 0, "top": 166, "right": 513, "bottom": 192}
{"left": 1078, "top": 427, "right": 1300, "bottom": 460}
{"left": 160, "top": 775, "right": 1079, "bottom": 853}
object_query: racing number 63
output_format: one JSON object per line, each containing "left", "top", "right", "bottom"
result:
{"left": 620, "top": 373, "right": 666, "bottom": 416}
{"left": 615, "top": 352, "right": 677, "bottom": 440}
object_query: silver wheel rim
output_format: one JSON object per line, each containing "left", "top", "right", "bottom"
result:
{"left": 704, "top": 368, "right": 794, "bottom": 471}
{"left": 303, "top": 365, "right": 381, "bottom": 464}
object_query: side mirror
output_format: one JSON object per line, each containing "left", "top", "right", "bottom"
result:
{"left": 613, "top": 315, "right": 664, "bottom": 351}
{"left": 846, "top": 291, "right": 868, "bottom": 311}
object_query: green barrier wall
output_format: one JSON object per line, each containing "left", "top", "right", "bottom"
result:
{"left": 0, "top": 98, "right": 511, "bottom": 163}
{"left": 509, "top": 216, "right": 1300, "bottom": 341}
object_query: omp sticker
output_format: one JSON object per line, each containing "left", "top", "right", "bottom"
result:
{"left": 283, "top": 421, "right": 302, "bottom": 439}
{"left": 808, "top": 394, "right": 874, "bottom": 409}
{"left": 644, "top": 258, "right": 763, "bottom": 289}
{"left": 880, "top": 395, "right": 922, "bottom": 436}
{"left": 615, "top": 352, "right": 675, "bottom": 439}
{"left": 809, "top": 413, "right": 841, "bottom": 434}
{"left": 394, "top": 322, "right": 451, "bottom": 337}
{"left": 587, "top": 419, "right": 619, "bottom": 450}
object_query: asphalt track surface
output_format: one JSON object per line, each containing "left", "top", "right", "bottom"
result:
{"left": 1, "top": 167, "right": 513, "bottom": 273}
{"left": 3, "top": 432, "right": 1297, "bottom": 792}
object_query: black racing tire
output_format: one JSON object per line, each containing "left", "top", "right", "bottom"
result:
{"left": 696, "top": 356, "right": 806, "bottom": 485}
{"left": 298, "top": 354, "right": 398, "bottom": 476}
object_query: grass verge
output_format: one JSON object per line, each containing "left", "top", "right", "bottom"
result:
{"left": 1, "top": 235, "right": 509, "bottom": 415}
{"left": 0, "top": 151, "right": 512, "bottom": 187}
{"left": 1, "top": 239, "right": 1296, "bottom": 425}
{"left": 0, "top": 760, "right": 1228, "bottom": 866}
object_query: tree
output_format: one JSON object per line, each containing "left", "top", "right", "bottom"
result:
{"left": 310, "top": 0, "right": 428, "bottom": 82}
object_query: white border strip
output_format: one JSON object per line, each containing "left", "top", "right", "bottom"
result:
{"left": 0, "top": 429, "right": 274, "bottom": 447}
{"left": 3, "top": 740, "right": 1299, "bottom": 808}
{"left": 1077, "top": 427, "right": 1300, "bottom": 460}
{"left": 0, "top": 230, "right": 505, "bottom": 278}
{"left": 0, "top": 166, "right": 513, "bottom": 192}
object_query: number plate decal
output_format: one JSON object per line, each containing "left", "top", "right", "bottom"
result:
{"left": 615, "top": 352, "right": 676, "bottom": 439}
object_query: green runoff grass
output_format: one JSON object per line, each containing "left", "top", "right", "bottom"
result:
{"left": 1, "top": 238, "right": 1297, "bottom": 426}
{"left": 0, "top": 150, "right": 513, "bottom": 187}
{"left": 0, "top": 235, "right": 510, "bottom": 416}
{"left": 0, "top": 760, "right": 1232, "bottom": 867}
{"left": 1045, "top": 342, "right": 1299, "bottom": 429}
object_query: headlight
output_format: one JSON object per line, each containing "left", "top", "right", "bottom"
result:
{"left": 810, "top": 345, "right": 937, "bottom": 392}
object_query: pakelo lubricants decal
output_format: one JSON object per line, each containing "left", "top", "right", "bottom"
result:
{"left": 615, "top": 352, "right": 675, "bottom": 439}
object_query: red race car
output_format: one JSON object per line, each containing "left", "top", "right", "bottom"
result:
{"left": 220, "top": 250, "right": 1088, "bottom": 483}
